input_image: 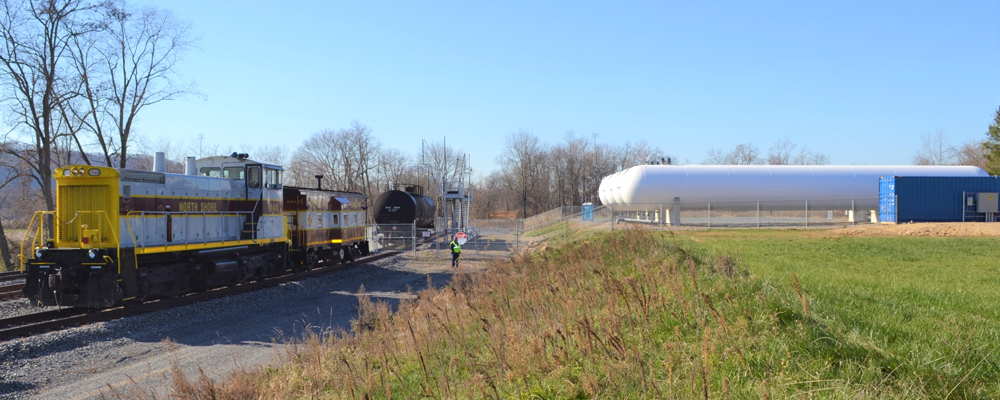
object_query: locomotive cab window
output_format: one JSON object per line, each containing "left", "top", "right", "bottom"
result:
{"left": 200, "top": 167, "right": 221, "bottom": 177}
{"left": 265, "top": 168, "right": 282, "bottom": 189}
{"left": 223, "top": 167, "right": 244, "bottom": 180}
{"left": 247, "top": 166, "right": 260, "bottom": 188}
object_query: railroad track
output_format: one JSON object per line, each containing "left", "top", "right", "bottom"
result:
{"left": 0, "top": 283, "right": 24, "bottom": 301}
{"left": 0, "top": 271, "right": 26, "bottom": 283}
{"left": 0, "top": 251, "right": 399, "bottom": 342}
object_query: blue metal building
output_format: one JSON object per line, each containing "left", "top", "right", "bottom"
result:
{"left": 879, "top": 176, "right": 1000, "bottom": 223}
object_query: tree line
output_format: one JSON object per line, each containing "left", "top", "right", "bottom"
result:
{"left": 474, "top": 130, "right": 669, "bottom": 218}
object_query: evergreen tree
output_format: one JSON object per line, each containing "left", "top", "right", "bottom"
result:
{"left": 983, "top": 107, "right": 1000, "bottom": 175}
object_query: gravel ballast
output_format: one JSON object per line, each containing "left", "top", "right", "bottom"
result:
{"left": 0, "top": 254, "right": 458, "bottom": 400}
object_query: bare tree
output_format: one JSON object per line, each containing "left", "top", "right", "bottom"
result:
{"left": 183, "top": 133, "right": 220, "bottom": 160}
{"left": 287, "top": 123, "right": 392, "bottom": 220}
{"left": 703, "top": 148, "right": 726, "bottom": 164}
{"left": 549, "top": 132, "right": 590, "bottom": 207}
{"left": 767, "top": 138, "right": 796, "bottom": 165}
{"left": 621, "top": 139, "right": 667, "bottom": 166}
{"left": 0, "top": 0, "right": 98, "bottom": 211}
{"left": 66, "top": 0, "right": 193, "bottom": 168}
{"left": 0, "top": 142, "right": 30, "bottom": 267}
{"left": 470, "top": 170, "right": 508, "bottom": 218}
{"left": 252, "top": 144, "right": 288, "bottom": 166}
{"left": 288, "top": 129, "right": 343, "bottom": 188}
{"left": 498, "top": 129, "right": 545, "bottom": 218}
{"left": 957, "top": 138, "right": 987, "bottom": 170}
{"left": 374, "top": 147, "right": 412, "bottom": 191}
{"left": 792, "top": 148, "right": 830, "bottom": 165}
{"left": 704, "top": 143, "right": 763, "bottom": 165}
{"left": 729, "top": 143, "right": 763, "bottom": 165}
{"left": 913, "top": 129, "right": 957, "bottom": 165}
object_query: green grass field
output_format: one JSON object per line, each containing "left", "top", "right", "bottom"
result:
{"left": 678, "top": 229, "right": 1000, "bottom": 398}
{"left": 162, "top": 228, "right": 1000, "bottom": 399}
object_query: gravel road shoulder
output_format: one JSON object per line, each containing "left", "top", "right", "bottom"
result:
{"left": 0, "top": 254, "right": 483, "bottom": 400}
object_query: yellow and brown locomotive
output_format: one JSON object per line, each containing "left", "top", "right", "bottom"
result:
{"left": 21, "top": 153, "right": 369, "bottom": 308}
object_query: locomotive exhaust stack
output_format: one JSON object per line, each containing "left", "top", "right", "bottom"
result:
{"left": 153, "top": 152, "right": 166, "bottom": 173}
{"left": 185, "top": 157, "right": 197, "bottom": 175}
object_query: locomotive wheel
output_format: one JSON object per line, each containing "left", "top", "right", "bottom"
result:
{"left": 167, "top": 280, "right": 182, "bottom": 298}
{"left": 306, "top": 252, "right": 319, "bottom": 271}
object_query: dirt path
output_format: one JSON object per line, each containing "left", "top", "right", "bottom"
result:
{"left": 831, "top": 222, "right": 1000, "bottom": 237}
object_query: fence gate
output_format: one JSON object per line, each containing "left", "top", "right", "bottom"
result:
{"left": 372, "top": 224, "right": 416, "bottom": 255}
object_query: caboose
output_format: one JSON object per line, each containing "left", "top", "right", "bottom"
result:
{"left": 283, "top": 186, "right": 369, "bottom": 269}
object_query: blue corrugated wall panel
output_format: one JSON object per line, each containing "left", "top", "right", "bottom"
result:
{"left": 878, "top": 176, "right": 896, "bottom": 222}
{"left": 878, "top": 176, "right": 1000, "bottom": 223}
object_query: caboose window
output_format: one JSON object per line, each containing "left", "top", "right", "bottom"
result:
{"left": 333, "top": 214, "right": 339, "bottom": 226}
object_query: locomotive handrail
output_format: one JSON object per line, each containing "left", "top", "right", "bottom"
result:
{"left": 18, "top": 211, "right": 53, "bottom": 272}
{"left": 16, "top": 210, "right": 121, "bottom": 273}
{"left": 249, "top": 197, "right": 261, "bottom": 240}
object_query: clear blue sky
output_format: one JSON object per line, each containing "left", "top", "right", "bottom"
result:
{"left": 130, "top": 0, "right": 1000, "bottom": 175}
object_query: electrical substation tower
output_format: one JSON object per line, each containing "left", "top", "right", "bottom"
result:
{"left": 442, "top": 154, "right": 474, "bottom": 231}
{"left": 421, "top": 138, "right": 474, "bottom": 233}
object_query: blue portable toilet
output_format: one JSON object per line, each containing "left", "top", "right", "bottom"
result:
{"left": 582, "top": 202, "right": 594, "bottom": 221}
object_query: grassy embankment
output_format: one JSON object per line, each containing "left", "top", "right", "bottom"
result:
{"left": 159, "top": 228, "right": 1000, "bottom": 399}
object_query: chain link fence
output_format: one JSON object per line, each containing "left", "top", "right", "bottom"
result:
{"left": 432, "top": 225, "right": 520, "bottom": 259}
{"left": 607, "top": 198, "right": 880, "bottom": 229}
{"left": 370, "top": 198, "right": 880, "bottom": 261}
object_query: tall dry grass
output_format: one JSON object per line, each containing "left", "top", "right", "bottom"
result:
{"left": 154, "top": 228, "right": 990, "bottom": 398}
{"left": 156, "top": 228, "right": 818, "bottom": 399}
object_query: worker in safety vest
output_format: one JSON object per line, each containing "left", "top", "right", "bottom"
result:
{"left": 449, "top": 236, "right": 461, "bottom": 267}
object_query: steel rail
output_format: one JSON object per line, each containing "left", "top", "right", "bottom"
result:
{"left": 0, "top": 272, "right": 25, "bottom": 283}
{"left": 0, "top": 251, "right": 399, "bottom": 342}
{"left": 0, "top": 283, "right": 25, "bottom": 301}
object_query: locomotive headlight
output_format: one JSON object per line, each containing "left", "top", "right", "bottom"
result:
{"left": 34, "top": 247, "right": 44, "bottom": 258}
{"left": 88, "top": 249, "right": 98, "bottom": 259}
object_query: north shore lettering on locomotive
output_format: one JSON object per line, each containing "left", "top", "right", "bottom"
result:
{"left": 20, "top": 152, "right": 370, "bottom": 308}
